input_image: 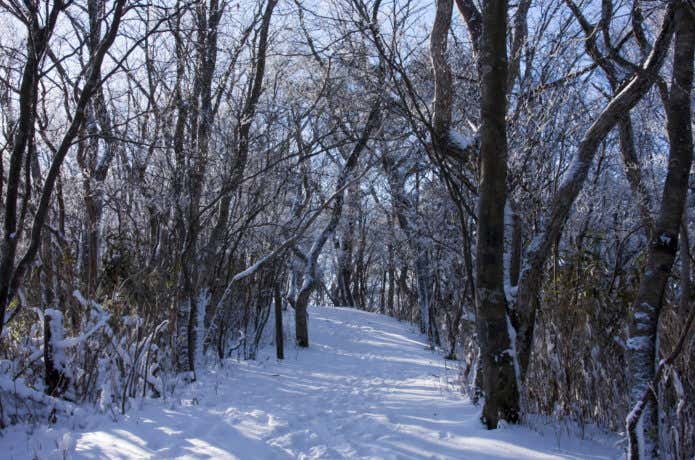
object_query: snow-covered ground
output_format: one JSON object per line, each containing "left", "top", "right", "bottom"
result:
{"left": 2, "top": 306, "right": 620, "bottom": 459}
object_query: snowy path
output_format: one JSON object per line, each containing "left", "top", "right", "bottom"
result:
{"left": 5, "top": 307, "right": 619, "bottom": 459}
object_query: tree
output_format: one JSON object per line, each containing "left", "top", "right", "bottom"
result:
{"left": 0, "top": 0, "right": 128, "bottom": 340}
{"left": 626, "top": 3, "right": 694, "bottom": 457}
{"left": 473, "top": 0, "right": 520, "bottom": 428}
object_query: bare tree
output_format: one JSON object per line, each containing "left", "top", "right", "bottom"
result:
{"left": 626, "top": 3, "right": 693, "bottom": 457}
{"left": 0, "top": 0, "right": 128, "bottom": 339}
{"left": 512, "top": 1, "right": 678, "bottom": 382}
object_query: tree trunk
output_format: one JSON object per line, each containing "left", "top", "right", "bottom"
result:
{"left": 475, "top": 0, "right": 520, "bottom": 429}
{"left": 679, "top": 216, "right": 690, "bottom": 317}
{"left": 626, "top": 5, "right": 693, "bottom": 458}
{"left": 294, "top": 281, "right": 313, "bottom": 347}
{"left": 274, "top": 283, "right": 284, "bottom": 360}
{"left": 387, "top": 247, "right": 395, "bottom": 316}
{"left": 509, "top": 209, "right": 521, "bottom": 287}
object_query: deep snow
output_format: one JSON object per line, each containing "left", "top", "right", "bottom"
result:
{"left": 1, "top": 306, "right": 620, "bottom": 459}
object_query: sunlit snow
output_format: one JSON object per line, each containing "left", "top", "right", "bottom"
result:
{"left": 2, "top": 307, "right": 619, "bottom": 459}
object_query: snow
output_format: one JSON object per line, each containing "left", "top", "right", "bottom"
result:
{"left": 448, "top": 129, "right": 475, "bottom": 152}
{"left": 658, "top": 233, "right": 671, "bottom": 245}
{"left": 0, "top": 375, "right": 80, "bottom": 417}
{"left": 1, "top": 307, "right": 619, "bottom": 459}
{"left": 626, "top": 335, "right": 651, "bottom": 350}
{"left": 44, "top": 309, "right": 68, "bottom": 375}
{"left": 505, "top": 314, "right": 522, "bottom": 392}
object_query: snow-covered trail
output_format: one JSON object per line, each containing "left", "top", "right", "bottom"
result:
{"left": 6, "top": 307, "right": 619, "bottom": 459}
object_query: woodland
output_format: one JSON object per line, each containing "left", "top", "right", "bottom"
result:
{"left": 0, "top": 0, "right": 693, "bottom": 458}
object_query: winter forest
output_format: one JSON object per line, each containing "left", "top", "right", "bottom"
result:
{"left": 0, "top": 0, "right": 692, "bottom": 458}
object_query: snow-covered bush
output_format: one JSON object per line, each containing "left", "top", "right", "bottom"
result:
{"left": 0, "top": 291, "right": 167, "bottom": 424}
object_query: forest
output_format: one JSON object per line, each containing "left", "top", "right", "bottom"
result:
{"left": 0, "top": 0, "right": 692, "bottom": 458}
